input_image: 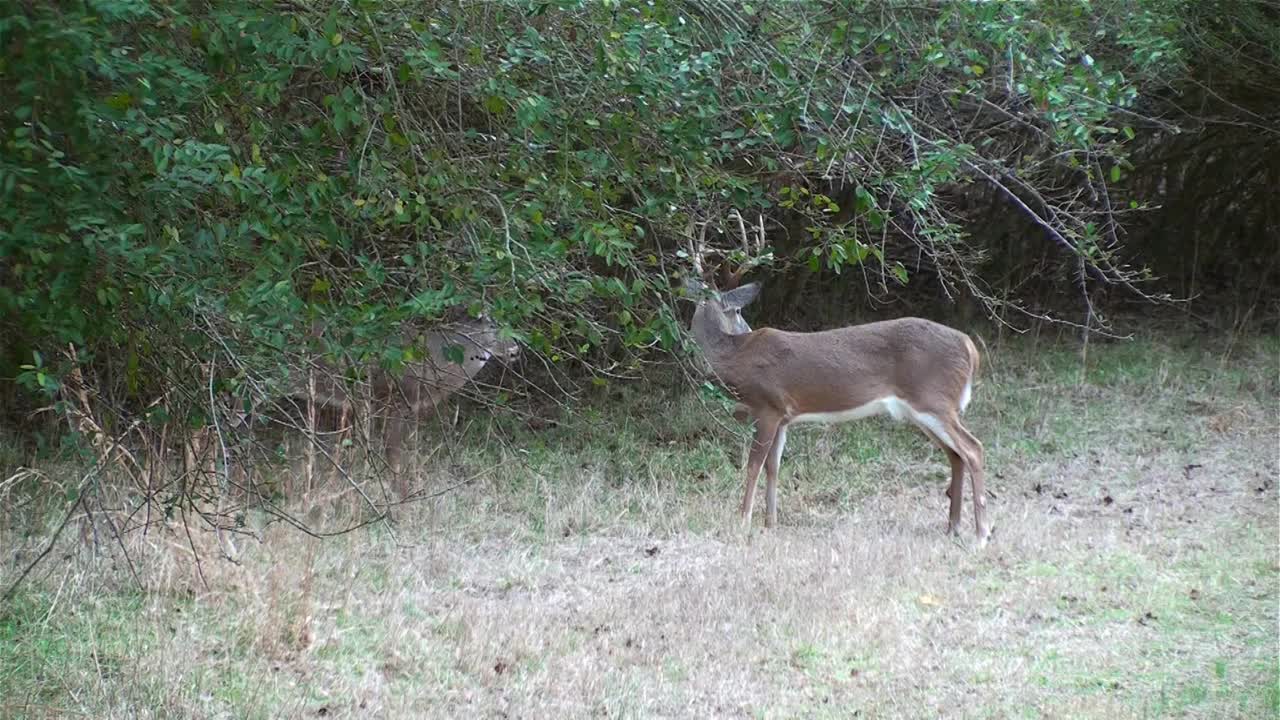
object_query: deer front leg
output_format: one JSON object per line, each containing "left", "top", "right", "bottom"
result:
{"left": 741, "top": 414, "right": 780, "bottom": 527}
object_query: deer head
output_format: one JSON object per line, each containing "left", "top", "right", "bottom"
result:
{"left": 684, "top": 209, "right": 768, "bottom": 342}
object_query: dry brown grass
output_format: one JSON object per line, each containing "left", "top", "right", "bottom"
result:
{"left": 2, "top": 334, "right": 1278, "bottom": 719}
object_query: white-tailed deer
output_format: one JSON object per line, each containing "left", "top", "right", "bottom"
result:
{"left": 685, "top": 213, "right": 989, "bottom": 542}
{"left": 238, "top": 316, "right": 519, "bottom": 496}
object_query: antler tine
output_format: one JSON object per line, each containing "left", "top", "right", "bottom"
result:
{"left": 685, "top": 216, "right": 712, "bottom": 282}
{"left": 728, "top": 208, "right": 750, "bottom": 256}
{"left": 683, "top": 219, "right": 700, "bottom": 276}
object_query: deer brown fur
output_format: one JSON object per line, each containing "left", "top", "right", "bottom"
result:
{"left": 686, "top": 216, "right": 989, "bottom": 541}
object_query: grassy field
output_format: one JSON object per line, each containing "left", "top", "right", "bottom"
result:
{"left": 2, "top": 330, "right": 1277, "bottom": 719}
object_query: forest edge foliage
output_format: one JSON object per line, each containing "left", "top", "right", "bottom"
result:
{"left": 1, "top": 0, "right": 1277, "bottom": 440}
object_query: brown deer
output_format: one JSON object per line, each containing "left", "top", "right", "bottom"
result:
{"left": 685, "top": 212, "right": 989, "bottom": 542}
{"left": 238, "top": 315, "right": 519, "bottom": 496}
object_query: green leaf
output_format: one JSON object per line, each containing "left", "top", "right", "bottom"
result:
{"left": 105, "top": 92, "right": 134, "bottom": 110}
{"left": 443, "top": 343, "right": 465, "bottom": 364}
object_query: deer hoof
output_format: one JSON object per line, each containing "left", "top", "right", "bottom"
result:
{"left": 975, "top": 525, "right": 992, "bottom": 547}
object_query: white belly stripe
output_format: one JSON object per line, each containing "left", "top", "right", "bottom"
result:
{"left": 792, "top": 396, "right": 958, "bottom": 453}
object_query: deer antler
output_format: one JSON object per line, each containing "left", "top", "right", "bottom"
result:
{"left": 722, "top": 209, "right": 768, "bottom": 289}
{"left": 729, "top": 208, "right": 750, "bottom": 257}
{"left": 685, "top": 217, "right": 712, "bottom": 284}
{"left": 684, "top": 210, "right": 771, "bottom": 292}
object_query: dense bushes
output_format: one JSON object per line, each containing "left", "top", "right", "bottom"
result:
{"left": 1, "top": 0, "right": 1272, "bottom": 440}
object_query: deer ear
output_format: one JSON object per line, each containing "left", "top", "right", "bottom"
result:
{"left": 720, "top": 282, "right": 761, "bottom": 309}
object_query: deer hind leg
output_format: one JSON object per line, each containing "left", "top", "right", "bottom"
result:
{"left": 911, "top": 408, "right": 971, "bottom": 538}
{"left": 944, "top": 450, "right": 965, "bottom": 535}
{"left": 383, "top": 412, "right": 409, "bottom": 500}
{"left": 925, "top": 410, "right": 989, "bottom": 543}
{"left": 919, "top": 427, "right": 965, "bottom": 536}
{"left": 741, "top": 414, "right": 781, "bottom": 527}
{"left": 329, "top": 403, "right": 352, "bottom": 489}
{"left": 950, "top": 420, "right": 989, "bottom": 542}
{"left": 763, "top": 424, "right": 789, "bottom": 529}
